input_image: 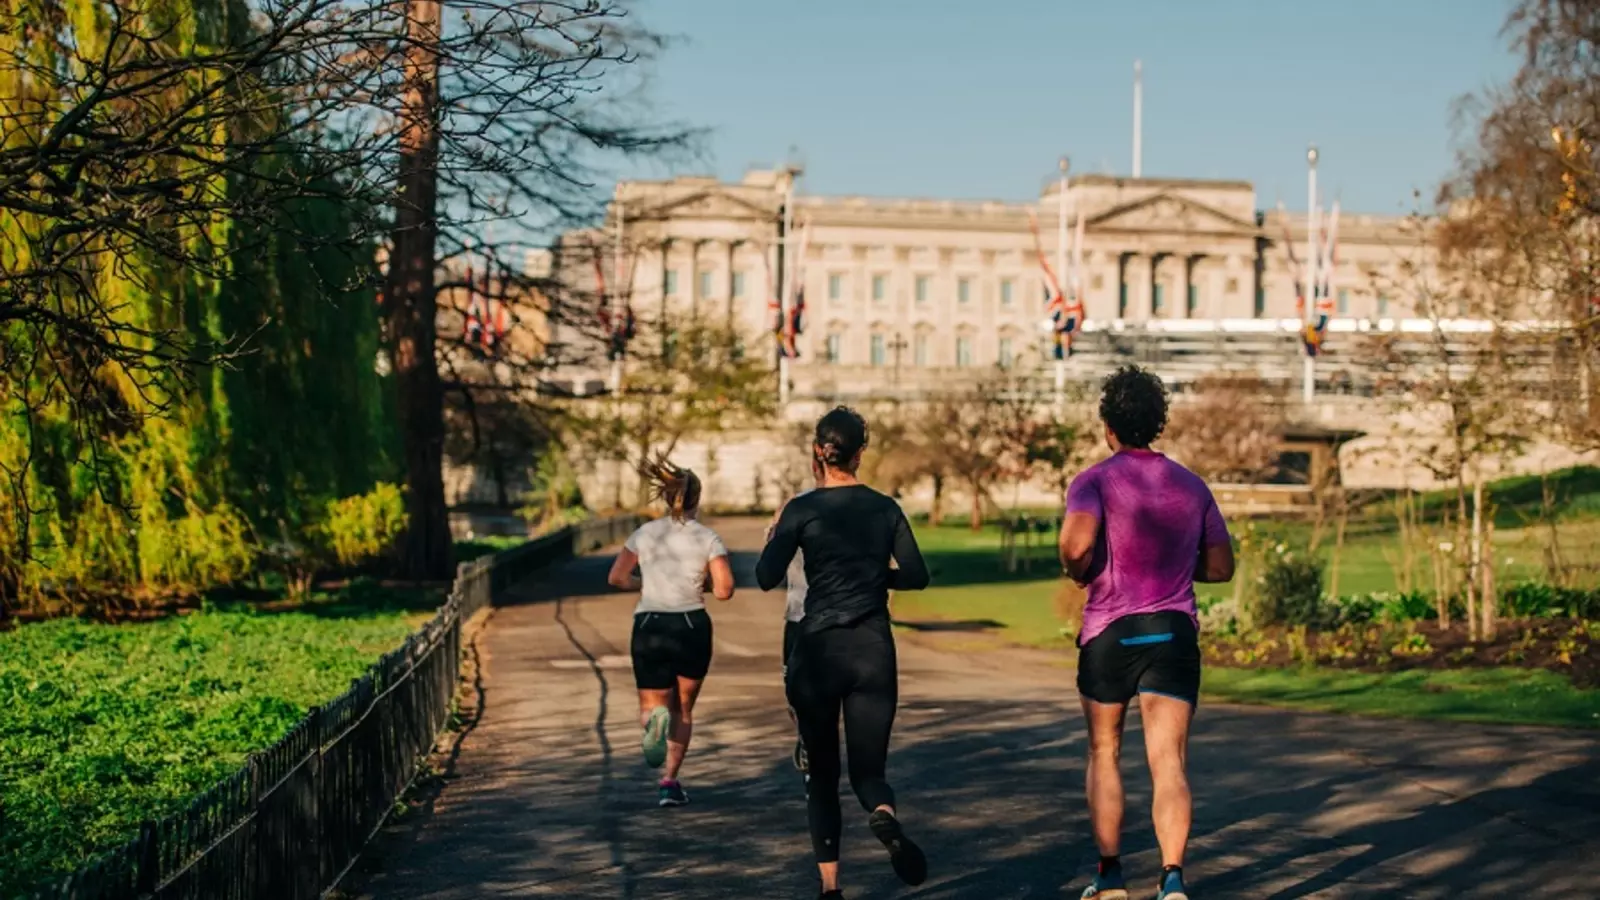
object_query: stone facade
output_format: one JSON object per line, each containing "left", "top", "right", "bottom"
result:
{"left": 550, "top": 168, "right": 1436, "bottom": 397}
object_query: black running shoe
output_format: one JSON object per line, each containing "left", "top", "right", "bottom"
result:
{"left": 819, "top": 892, "right": 845, "bottom": 899}
{"left": 867, "top": 808, "right": 927, "bottom": 886}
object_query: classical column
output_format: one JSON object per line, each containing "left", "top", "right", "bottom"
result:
{"left": 725, "top": 240, "right": 739, "bottom": 325}
{"left": 1123, "top": 253, "right": 1152, "bottom": 322}
{"left": 1149, "top": 252, "right": 1172, "bottom": 319}
{"left": 1184, "top": 254, "right": 1205, "bottom": 319}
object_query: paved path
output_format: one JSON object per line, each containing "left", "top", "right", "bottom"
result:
{"left": 347, "top": 519, "right": 1600, "bottom": 899}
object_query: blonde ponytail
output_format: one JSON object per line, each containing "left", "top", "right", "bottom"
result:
{"left": 637, "top": 453, "right": 702, "bottom": 522}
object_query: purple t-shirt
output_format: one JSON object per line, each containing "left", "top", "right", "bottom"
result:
{"left": 1065, "top": 449, "right": 1230, "bottom": 645}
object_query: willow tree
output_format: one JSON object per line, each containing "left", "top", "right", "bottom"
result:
{"left": 0, "top": 0, "right": 394, "bottom": 607}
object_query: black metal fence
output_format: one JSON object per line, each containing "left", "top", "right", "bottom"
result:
{"left": 29, "top": 514, "right": 642, "bottom": 900}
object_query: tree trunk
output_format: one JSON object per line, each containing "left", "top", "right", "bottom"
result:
{"left": 387, "top": 0, "right": 451, "bottom": 580}
{"left": 930, "top": 474, "right": 944, "bottom": 527}
{"left": 1329, "top": 488, "right": 1348, "bottom": 602}
{"left": 969, "top": 481, "right": 983, "bottom": 532}
{"left": 1476, "top": 478, "right": 1496, "bottom": 639}
{"left": 1457, "top": 477, "right": 1479, "bottom": 641}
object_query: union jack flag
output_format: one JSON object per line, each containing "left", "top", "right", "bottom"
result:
{"left": 1029, "top": 210, "right": 1085, "bottom": 359}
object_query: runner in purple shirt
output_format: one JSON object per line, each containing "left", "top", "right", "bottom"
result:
{"left": 1059, "top": 366, "right": 1235, "bottom": 900}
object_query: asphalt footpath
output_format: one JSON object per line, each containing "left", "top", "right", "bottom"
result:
{"left": 344, "top": 518, "right": 1600, "bottom": 899}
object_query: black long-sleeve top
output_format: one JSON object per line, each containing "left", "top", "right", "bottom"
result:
{"left": 756, "top": 484, "right": 930, "bottom": 633}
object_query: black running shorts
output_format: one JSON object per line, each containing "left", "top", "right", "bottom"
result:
{"left": 631, "top": 610, "right": 714, "bottom": 690}
{"left": 782, "top": 619, "right": 801, "bottom": 676}
{"left": 1076, "top": 610, "right": 1201, "bottom": 705}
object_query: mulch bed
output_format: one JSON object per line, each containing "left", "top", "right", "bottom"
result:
{"left": 1204, "top": 618, "right": 1600, "bottom": 689}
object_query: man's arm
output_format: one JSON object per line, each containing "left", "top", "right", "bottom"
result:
{"left": 1194, "top": 541, "right": 1235, "bottom": 583}
{"left": 1059, "top": 471, "right": 1102, "bottom": 584}
{"left": 1059, "top": 512, "right": 1099, "bottom": 584}
{"left": 1194, "top": 495, "right": 1235, "bottom": 583}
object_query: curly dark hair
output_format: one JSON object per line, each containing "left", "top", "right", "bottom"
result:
{"left": 1099, "top": 365, "right": 1168, "bottom": 449}
{"left": 814, "top": 405, "right": 869, "bottom": 470}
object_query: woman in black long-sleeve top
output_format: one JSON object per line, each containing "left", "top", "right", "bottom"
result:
{"left": 756, "top": 406, "right": 931, "bottom": 900}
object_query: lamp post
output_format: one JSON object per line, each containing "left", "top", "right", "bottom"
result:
{"left": 888, "top": 332, "right": 908, "bottom": 390}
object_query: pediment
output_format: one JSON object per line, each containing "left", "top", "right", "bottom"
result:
{"left": 650, "top": 189, "right": 776, "bottom": 222}
{"left": 1088, "top": 193, "right": 1255, "bottom": 234}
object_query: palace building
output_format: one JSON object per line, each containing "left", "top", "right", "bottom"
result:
{"left": 550, "top": 167, "right": 1438, "bottom": 398}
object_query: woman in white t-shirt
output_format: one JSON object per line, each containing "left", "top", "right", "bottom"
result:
{"left": 607, "top": 456, "right": 735, "bottom": 807}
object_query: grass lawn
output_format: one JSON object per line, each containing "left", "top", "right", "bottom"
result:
{"left": 0, "top": 584, "right": 437, "bottom": 897}
{"left": 1202, "top": 666, "right": 1600, "bottom": 729}
{"left": 891, "top": 521, "right": 1068, "bottom": 647}
{"left": 891, "top": 518, "right": 1600, "bottom": 730}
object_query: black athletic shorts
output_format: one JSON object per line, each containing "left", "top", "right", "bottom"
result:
{"left": 1077, "top": 610, "right": 1201, "bottom": 705}
{"left": 782, "top": 619, "right": 801, "bottom": 676}
{"left": 631, "top": 610, "right": 713, "bottom": 690}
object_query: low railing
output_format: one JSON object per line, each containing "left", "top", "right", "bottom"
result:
{"left": 29, "top": 514, "right": 643, "bottom": 900}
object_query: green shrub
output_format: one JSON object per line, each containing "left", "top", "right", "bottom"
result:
{"left": 320, "top": 482, "right": 406, "bottom": 568}
{"left": 1501, "top": 582, "right": 1600, "bottom": 619}
{"left": 1250, "top": 548, "right": 1325, "bottom": 627}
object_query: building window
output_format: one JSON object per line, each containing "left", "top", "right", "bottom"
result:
{"left": 828, "top": 273, "right": 843, "bottom": 300}
{"left": 1187, "top": 284, "right": 1199, "bottom": 317}
{"left": 1119, "top": 281, "right": 1128, "bottom": 318}
{"left": 956, "top": 336, "right": 972, "bottom": 368}
{"left": 664, "top": 269, "right": 678, "bottom": 296}
{"left": 825, "top": 333, "right": 841, "bottom": 363}
{"left": 732, "top": 271, "right": 746, "bottom": 298}
{"left": 872, "top": 274, "right": 886, "bottom": 303}
{"left": 870, "top": 333, "right": 885, "bottom": 367}
{"left": 1152, "top": 283, "right": 1165, "bottom": 315}
{"left": 1377, "top": 294, "right": 1389, "bottom": 316}
{"left": 957, "top": 278, "right": 971, "bottom": 305}
{"left": 998, "top": 337, "right": 1014, "bottom": 369}
{"left": 915, "top": 275, "right": 930, "bottom": 305}
{"left": 1254, "top": 286, "right": 1266, "bottom": 317}
{"left": 698, "top": 271, "right": 713, "bottom": 299}
{"left": 1337, "top": 289, "right": 1349, "bottom": 315}
{"left": 913, "top": 334, "right": 928, "bottom": 367}
{"left": 1000, "top": 279, "right": 1014, "bottom": 306}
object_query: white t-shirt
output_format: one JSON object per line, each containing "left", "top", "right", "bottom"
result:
{"left": 783, "top": 490, "right": 812, "bottom": 623}
{"left": 624, "top": 517, "right": 729, "bottom": 615}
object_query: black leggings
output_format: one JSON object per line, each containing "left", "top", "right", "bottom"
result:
{"left": 784, "top": 614, "right": 899, "bottom": 863}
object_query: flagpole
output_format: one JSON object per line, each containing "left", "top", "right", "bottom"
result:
{"left": 779, "top": 169, "right": 796, "bottom": 407}
{"left": 1303, "top": 145, "right": 1319, "bottom": 406}
{"left": 609, "top": 201, "right": 624, "bottom": 393}
{"left": 1055, "top": 156, "right": 1069, "bottom": 407}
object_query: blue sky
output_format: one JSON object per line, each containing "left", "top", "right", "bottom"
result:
{"left": 618, "top": 0, "right": 1519, "bottom": 215}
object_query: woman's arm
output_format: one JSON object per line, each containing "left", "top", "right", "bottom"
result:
{"left": 707, "top": 555, "right": 736, "bottom": 600}
{"left": 887, "top": 510, "right": 930, "bottom": 591}
{"left": 756, "top": 503, "right": 802, "bottom": 591}
{"left": 607, "top": 547, "right": 641, "bottom": 592}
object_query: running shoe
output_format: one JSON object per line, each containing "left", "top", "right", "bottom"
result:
{"left": 1155, "top": 867, "right": 1188, "bottom": 900}
{"left": 867, "top": 808, "right": 927, "bottom": 886}
{"left": 641, "top": 706, "right": 670, "bottom": 769}
{"left": 1079, "top": 872, "right": 1128, "bottom": 900}
{"left": 657, "top": 779, "right": 689, "bottom": 807}
{"left": 819, "top": 892, "right": 845, "bottom": 899}
{"left": 793, "top": 737, "right": 809, "bottom": 774}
